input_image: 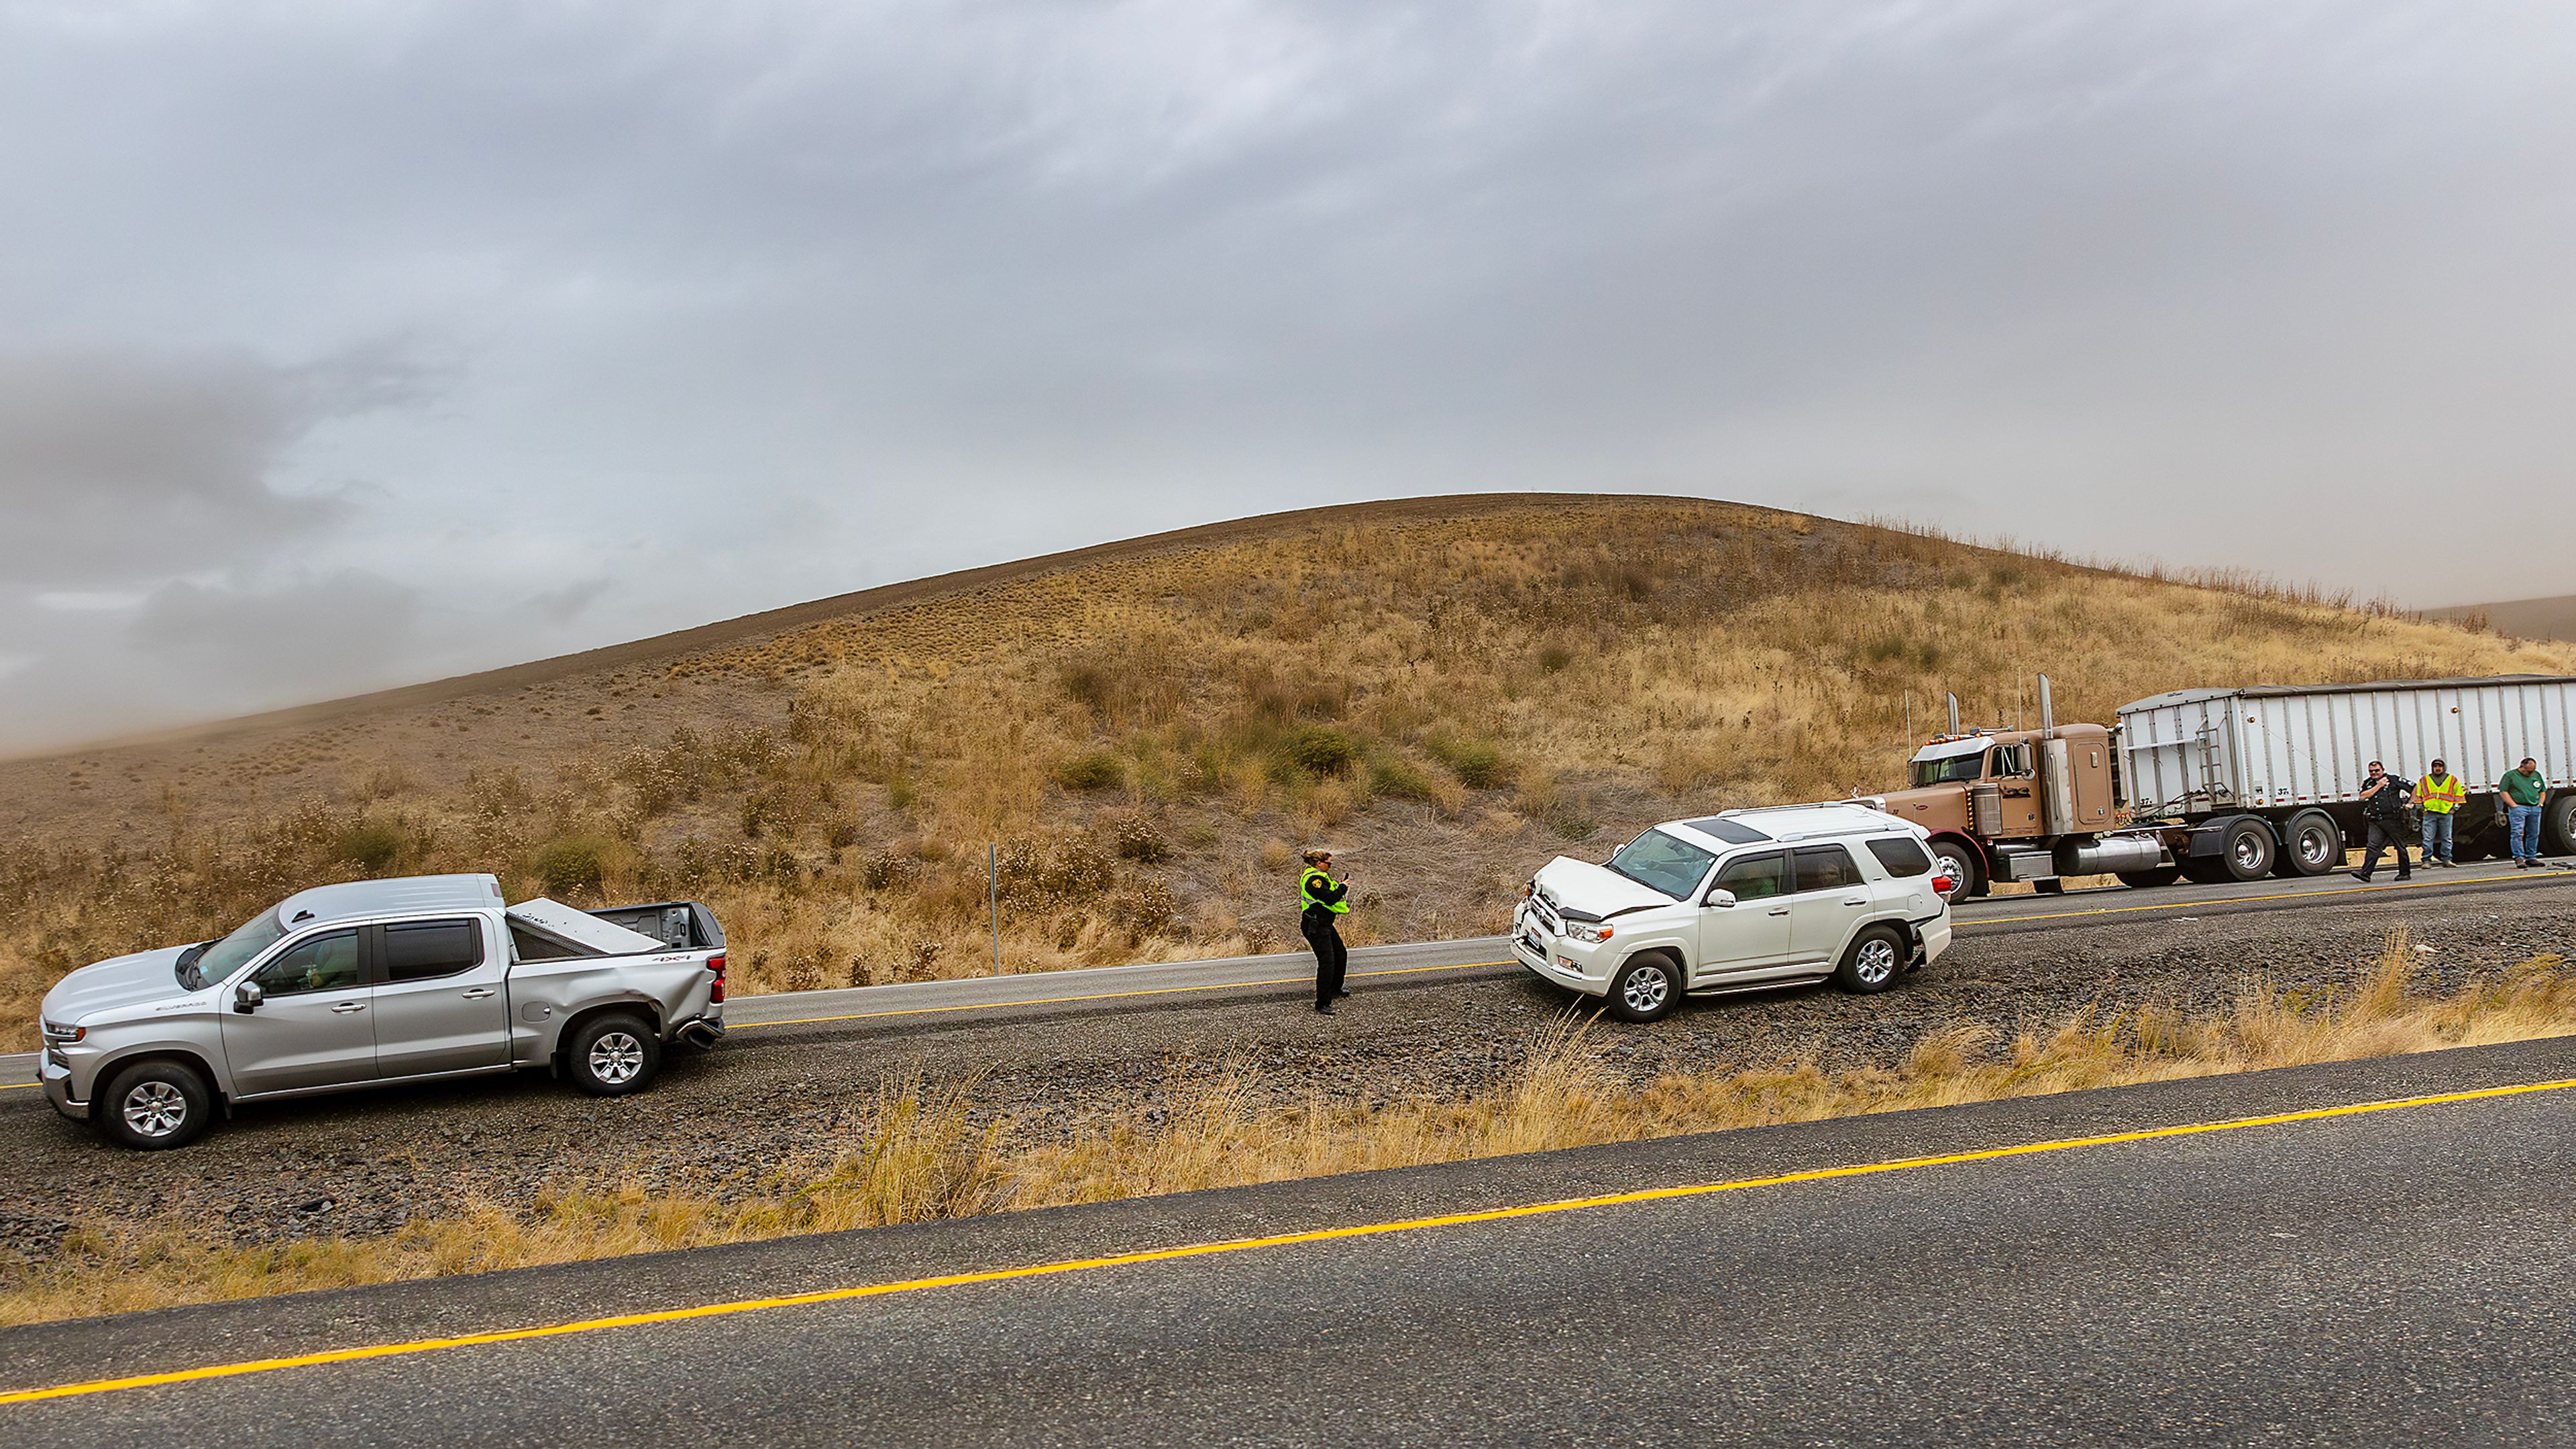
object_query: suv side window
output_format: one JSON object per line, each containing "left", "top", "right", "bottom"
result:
{"left": 382, "top": 919, "right": 485, "bottom": 982}
{"left": 1709, "top": 851, "right": 1788, "bottom": 901}
{"left": 1790, "top": 845, "right": 1864, "bottom": 894}
{"left": 252, "top": 929, "right": 363, "bottom": 998}
{"left": 1864, "top": 837, "right": 1934, "bottom": 877}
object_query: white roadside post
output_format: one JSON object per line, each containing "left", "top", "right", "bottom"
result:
{"left": 988, "top": 841, "right": 1002, "bottom": 975}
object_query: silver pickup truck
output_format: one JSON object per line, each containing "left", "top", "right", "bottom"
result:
{"left": 36, "top": 873, "right": 727, "bottom": 1148}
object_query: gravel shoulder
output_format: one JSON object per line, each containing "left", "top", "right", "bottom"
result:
{"left": 7, "top": 878, "right": 2575, "bottom": 1258}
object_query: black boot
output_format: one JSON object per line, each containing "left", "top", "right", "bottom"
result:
{"left": 1315, "top": 1000, "right": 1336, "bottom": 1015}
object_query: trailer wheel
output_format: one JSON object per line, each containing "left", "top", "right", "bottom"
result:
{"left": 2274, "top": 810, "right": 2342, "bottom": 877}
{"left": 2117, "top": 866, "right": 2183, "bottom": 889}
{"left": 2217, "top": 818, "right": 2277, "bottom": 881}
{"left": 1929, "top": 840, "right": 1986, "bottom": 901}
{"left": 2544, "top": 794, "right": 2576, "bottom": 857}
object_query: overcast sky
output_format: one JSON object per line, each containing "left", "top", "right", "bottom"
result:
{"left": 3, "top": 1, "right": 2572, "bottom": 753}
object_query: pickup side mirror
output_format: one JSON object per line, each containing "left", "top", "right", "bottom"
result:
{"left": 233, "top": 981, "right": 264, "bottom": 1014}
{"left": 1703, "top": 889, "right": 1737, "bottom": 909}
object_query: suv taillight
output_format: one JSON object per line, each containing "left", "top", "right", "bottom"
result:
{"left": 1930, "top": 872, "right": 1955, "bottom": 896}
{"left": 707, "top": 952, "right": 727, "bottom": 1002}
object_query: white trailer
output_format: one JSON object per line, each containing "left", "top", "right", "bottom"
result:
{"left": 2113, "top": 674, "right": 2576, "bottom": 878}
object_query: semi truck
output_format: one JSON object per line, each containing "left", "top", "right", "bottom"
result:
{"left": 1863, "top": 674, "right": 2576, "bottom": 898}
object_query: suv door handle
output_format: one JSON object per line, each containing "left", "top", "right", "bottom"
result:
{"left": 330, "top": 1002, "right": 366, "bottom": 1014}
{"left": 1767, "top": 906, "right": 1790, "bottom": 916}
{"left": 461, "top": 987, "right": 496, "bottom": 1000}
{"left": 1842, "top": 896, "right": 1869, "bottom": 906}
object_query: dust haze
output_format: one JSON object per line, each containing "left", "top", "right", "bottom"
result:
{"left": 3, "top": 1, "right": 2572, "bottom": 751}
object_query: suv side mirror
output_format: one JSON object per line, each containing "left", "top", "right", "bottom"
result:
{"left": 233, "top": 981, "right": 264, "bottom": 1014}
{"left": 1703, "top": 889, "right": 1737, "bottom": 909}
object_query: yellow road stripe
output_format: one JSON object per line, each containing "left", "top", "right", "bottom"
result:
{"left": 729, "top": 959, "right": 1511, "bottom": 1029}
{"left": 8, "top": 1072, "right": 2571, "bottom": 1407}
{"left": 1957, "top": 867, "right": 2560, "bottom": 927}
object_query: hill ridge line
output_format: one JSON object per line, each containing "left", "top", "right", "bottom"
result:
{"left": 18, "top": 492, "right": 1727, "bottom": 761}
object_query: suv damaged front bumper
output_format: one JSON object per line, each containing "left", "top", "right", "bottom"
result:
{"left": 1510, "top": 907, "right": 1611, "bottom": 995}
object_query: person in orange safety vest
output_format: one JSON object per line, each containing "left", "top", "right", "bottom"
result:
{"left": 2416, "top": 759, "right": 2467, "bottom": 867}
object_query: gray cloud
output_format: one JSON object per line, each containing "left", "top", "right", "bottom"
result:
{"left": 1, "top": 1, "right": 2573, "bottom": 751}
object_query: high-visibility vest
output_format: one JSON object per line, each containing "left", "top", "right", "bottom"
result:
{"left": 1300, "top": 867, "right": 1349, "bottom": 914}
{"left": 2417, "top": 773, "right": 2466, "bottom": 814}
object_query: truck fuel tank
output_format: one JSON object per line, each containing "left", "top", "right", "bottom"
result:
{"left": 2053, "top": 835, "right": 2165, "bottom": 876}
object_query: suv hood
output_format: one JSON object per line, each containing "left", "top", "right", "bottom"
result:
{"left": 41, "top": 945, "right": 195, "bottom": 1022}
{"left": 1534, "top": 858, "right": 1684, "bottom": 917}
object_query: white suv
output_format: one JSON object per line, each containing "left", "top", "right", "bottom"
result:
{"left": 1511, "top": 802, "right": 1956, "bottom": 1022}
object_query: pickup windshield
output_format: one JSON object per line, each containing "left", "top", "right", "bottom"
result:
{"left": 1606, "top": 829, "right": 1717, "bottom": 900}
{"left": 1910, "top": 751, "right": 1988, "bottom": 788}
{"left": 183, "top": 910, "right": 288, "bottom": 990}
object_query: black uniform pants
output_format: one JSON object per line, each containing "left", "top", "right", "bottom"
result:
{"left": 1302, "top": 909, "right": 1348, "bottom": 1006}
{"left": 2360, "top": 818, "right": 2412, "bottom": 877}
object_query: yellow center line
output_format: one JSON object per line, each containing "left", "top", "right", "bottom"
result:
{"left": 7, "top": 1072, "right": 2571, "bottom": 1407}
{"left": 1956, "top": 867, "right": 2561, "bottom": 927}
{"left": 727, "top": 959, "right": 1512, "bottom": 1029}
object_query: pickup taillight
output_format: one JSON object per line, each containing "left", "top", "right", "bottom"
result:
{"left": 707, "top": 952, "right": 727, "bottom": 1002}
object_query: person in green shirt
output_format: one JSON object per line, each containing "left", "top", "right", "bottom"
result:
{"left": 1298, "top": 849, "right": 1352, "bottom": 1014}
{"left": 2500, "top": 758, "right": 2548, "bottom": 866}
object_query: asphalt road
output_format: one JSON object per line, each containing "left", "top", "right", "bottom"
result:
{"left": 9, "top": 859, "right": 2569, "bottom": 1089}
{"left": 8, "top": 1033, "right": 2574, "bottom": 1445}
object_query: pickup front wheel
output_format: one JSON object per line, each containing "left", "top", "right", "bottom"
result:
{"left": 566, "top": 1012, "right": 662, "bottom": 1096}
{"left": 97, "top": 1059, "right": 215, "bottom": 1150}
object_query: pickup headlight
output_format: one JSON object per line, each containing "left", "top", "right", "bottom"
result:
{"left": 1564, "top": 922, "right": 1614, "bottom": 944}
{"left": 40, "top": 1020, "right": 85, "bottom": 1045}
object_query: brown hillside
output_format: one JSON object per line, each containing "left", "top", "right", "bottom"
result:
{"left": 7, "top": 494, "right": 2572, "bottom": 1045}
{"left": 2429, "top": 592, "right": 2576, "bottom": 644}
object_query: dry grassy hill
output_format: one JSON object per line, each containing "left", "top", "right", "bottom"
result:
{"left": 7, "top": 494, "right": 2572, "bottom": 1044}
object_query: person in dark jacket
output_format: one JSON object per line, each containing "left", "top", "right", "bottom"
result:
{"left": 1299, "top": 849, "right": 1352, "bottom": 1014}
{"left": 2349, "top": 760, "right": 2414, "bottom": 883}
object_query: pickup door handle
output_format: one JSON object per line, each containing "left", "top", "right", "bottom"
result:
{"left": 461, "top": 987, "right": 496, "bottom": 1000}
{"left": 329, "top": 1002, "right": 366, "bottom": 1014}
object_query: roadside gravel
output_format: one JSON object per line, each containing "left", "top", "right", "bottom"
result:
{"left": 8, "top": 884, "right": 2574, "bottom": 1261}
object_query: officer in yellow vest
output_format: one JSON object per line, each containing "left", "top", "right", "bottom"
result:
{"left": 2416, "top": 759, "right": 2466, "bottom": 867}
{"left": 1299, "top": 849, "right": 1352, "bottom": 1014}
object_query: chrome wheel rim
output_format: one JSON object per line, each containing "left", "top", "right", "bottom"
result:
{"left": 121, "top": 1081, "right": 187, "bottom": 1138}
{"left": 2233, "top": 834, "right": 2265, "bottom": 871}
{"left": 1934, "top": 850, "right": 1970, "bottom": 900}
{"left": 1621, "top": 965, "right": 1670, "bottom": 1014}
{"left": 1854, "top": 938, "right": 1899, "bottom": 986}
{"left": 2297, "top": 825, "right": 2336, "bottom": 868}
{"left": 588, "top": 1032, "right": 645, "bottom": 1085}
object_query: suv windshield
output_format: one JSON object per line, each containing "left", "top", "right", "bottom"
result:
{"left": 1606, "top": 829, "right": 1718, "bottom": 900}
{"left": 182, "top": 910, "right": 288, "bottom": 990}
{"left": 1910, "top": 750, "right": 1988, "bottom": 788}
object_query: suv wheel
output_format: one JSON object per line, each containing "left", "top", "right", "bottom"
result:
{"left": 566, "top": 1012, "right": 662, "bottom": 1096}
{"left": 97, "top": 1059, "right": 215, "bottom": 1150}
{"left": 1605, "top": 954, "right": 1680, "bottom": 1023}
{"left": 1834, "top": 925, "right": 1907, "bottom": 995}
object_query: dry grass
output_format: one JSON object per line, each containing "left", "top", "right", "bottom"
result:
{"left": 8, "top": 499, "right": 2572, "bottom": 1045}
{"left": 8, "top": 932, "right": 2570, "bottom": 1328}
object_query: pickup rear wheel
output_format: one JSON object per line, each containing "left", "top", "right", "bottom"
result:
{"left": 97, "top": 1059, "right": 215, "bottom": 1150}
{"left": 1605, "top": 953, "right": 1681, "bottom": 1023}
{"left": 566, "top": 1012, "right": 661, "bottom": 1096}
{"left": 1833, "top": 925, "right": 1907, "bottom": 995}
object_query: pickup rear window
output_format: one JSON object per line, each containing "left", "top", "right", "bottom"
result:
{"left": 1864, "top": 837, "right": 1935, "bottom": 877}
{"left": 384, "top": 919, "right": 484, "bottom": 981}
